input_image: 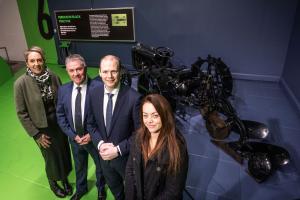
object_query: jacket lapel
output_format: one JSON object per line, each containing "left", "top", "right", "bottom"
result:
{"left": 83, "top": 78, "right": 91, "bottom": 121}
{"left": 98, "top": 84, "right": 107, "bottom": 137}
{"left": 66, "top": 83, "right": 74, "bottom": 130}
{"left": 135, "top": 141, "right": 144, "bottom": 198}
{"left": 108, "top": 85, "right": 128, "bottom": 134}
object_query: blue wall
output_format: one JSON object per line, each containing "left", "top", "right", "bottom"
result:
{"left": 48, "top": 0, "right": 298, "bottom": 81}
{"left": 45, "top": 1, "right": 300, "bottom": 199}
{"left": 282, "top": 1, "right": 300, "bottom": 112}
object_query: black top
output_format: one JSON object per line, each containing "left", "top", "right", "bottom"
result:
{"left": 125, "top": 132, "right": 189, "bottom": 200}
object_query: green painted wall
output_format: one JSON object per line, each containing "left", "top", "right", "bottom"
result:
{"left": 0, "top": 57, "right": 13, "bottom": 85}
{"left": 17, "top": 0, "right": 58, "bottom": 64}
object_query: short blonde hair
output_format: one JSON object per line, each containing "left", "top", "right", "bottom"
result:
{"left": 24, "top": 46, "right": 45, "bottom": 62}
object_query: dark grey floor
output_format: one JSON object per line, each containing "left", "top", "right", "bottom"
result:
{"left": 179, "top": 79, "right": 300, "bottom": 200}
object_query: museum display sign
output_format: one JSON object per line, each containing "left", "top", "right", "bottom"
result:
{"left": 54, "top": 7, "right": 135, "bottom": 42}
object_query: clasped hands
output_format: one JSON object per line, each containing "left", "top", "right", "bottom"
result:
{"left": 74, "top": 133, "right": 91, "bottom": 145}
{"left": 99, "top": 143, "right": 119, "bottom": 160}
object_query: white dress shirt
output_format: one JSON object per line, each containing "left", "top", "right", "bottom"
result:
{"left": 71, "top": 78, "right": 88, "bottom": 130}
{"left": 98, "top": 83, "right": 122, "bottom": 155}
{"left": 103, "top": 85, "right": 119, "bottom": 126}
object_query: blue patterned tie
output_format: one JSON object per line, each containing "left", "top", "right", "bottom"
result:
{"left": 106, "top": 93, "right": 114, "bottom": 134}
{"left": 75, "top": 87, "right": 84, "bottom": 135}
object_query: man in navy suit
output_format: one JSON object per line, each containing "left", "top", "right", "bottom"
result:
{"left": 87, "top": 55, "right": 141, "bottom": 200}
{"left": 56, "top": 54, "right": 106, "bottom": 200}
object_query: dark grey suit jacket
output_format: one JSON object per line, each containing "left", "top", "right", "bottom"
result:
{"left": 14, "top": 70, "right": 61, "bottom": 137}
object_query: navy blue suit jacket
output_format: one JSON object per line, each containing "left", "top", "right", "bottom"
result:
{"left": 87, "top": 81, "right": 141, "bottom": 156}
{"left": 56, "top": 78, "right": 93, "bottom": 139}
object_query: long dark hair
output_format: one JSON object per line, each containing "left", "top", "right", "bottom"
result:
{"left": 137, "top": 94, "right": 182, "bottom": 175}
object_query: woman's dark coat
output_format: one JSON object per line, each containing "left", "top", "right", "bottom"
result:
{"left": 125, "top": 133, "right": 189, "bottom": 200}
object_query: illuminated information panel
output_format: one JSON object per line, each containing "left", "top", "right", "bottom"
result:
{"left": 54, "top": 7, "right": 135, "bottom": 42}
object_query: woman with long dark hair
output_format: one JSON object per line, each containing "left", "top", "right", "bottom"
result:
{"left": 125, "top": 94, "right": 189, "bottom": 200}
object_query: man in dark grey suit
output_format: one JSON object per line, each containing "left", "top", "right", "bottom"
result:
{"left": 87, "top": 55, "right": 141, "bottom": 200}
{"left": 56, "top": 54, "right": 106, "bottom": 200}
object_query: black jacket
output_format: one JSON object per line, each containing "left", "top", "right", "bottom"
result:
{"left": 125, "top": 132, "right": 189, "bottom": 200}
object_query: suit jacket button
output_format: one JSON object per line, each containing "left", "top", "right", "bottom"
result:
{"left": 156, "top": 166, "right": 161, "bottom": 171}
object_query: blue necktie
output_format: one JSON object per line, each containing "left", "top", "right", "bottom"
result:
{"left": 75, "top": 87, "right": 84, "bottom": 136}
{"left": 106, "top": 93, "right": 114, "bottom": 134}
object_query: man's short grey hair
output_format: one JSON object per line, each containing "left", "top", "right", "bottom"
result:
{"left": 65, "top": 54, "right": 86, "bottom": 67}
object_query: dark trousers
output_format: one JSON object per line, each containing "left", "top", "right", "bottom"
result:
{"left": 100, "top": 155, "right": 128, "bottom": 200}
{"left": 69, "top": 139, "right": 105, "bottom": 193}
{"left": 38, "top": 111, "right": 72, "bottom": 181}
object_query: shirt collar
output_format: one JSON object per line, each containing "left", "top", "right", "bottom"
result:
{"left": 104, "top": 83, "right": 120, "bottom": 95}
{"left": 73, "top": 76, "right": 88, "bottom": 88}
